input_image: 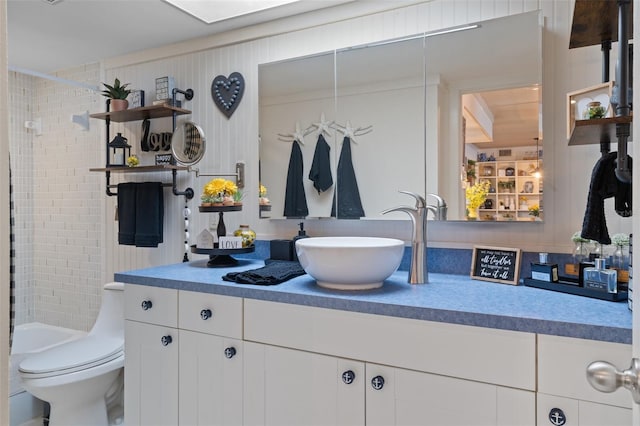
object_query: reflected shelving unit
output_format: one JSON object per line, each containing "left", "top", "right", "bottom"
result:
{"left": 567, "top": 0, "right": 633, "bottom": 168}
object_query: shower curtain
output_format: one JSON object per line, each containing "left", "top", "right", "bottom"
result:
{"left": 9, "top": 160, "right": 15, "bottom": 349}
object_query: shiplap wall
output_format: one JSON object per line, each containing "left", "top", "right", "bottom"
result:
{"left": 8, "top": 0, "right": 634, "bottom": 330}
{"left": 104, "top": 0, "right": 631, "bottom": 282}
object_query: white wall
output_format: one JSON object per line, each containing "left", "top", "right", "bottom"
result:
{"left": 7, "top": 0, "right": 634, "bottom": 330}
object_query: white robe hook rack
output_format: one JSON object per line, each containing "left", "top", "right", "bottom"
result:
{"left": 278, "top": 122, "right": 314, "bottom": 145}
{"left": 332, "top": 120, "right": 373, "bottom": 143}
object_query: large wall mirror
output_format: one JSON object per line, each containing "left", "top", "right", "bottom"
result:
{"left": 259, "top": 10, "right": 542, "bottom": 221}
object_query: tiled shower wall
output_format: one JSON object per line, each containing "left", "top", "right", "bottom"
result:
{"left": 9, "top": 71, "right": 35, "bottom": 326}
{"left": 9, "top": 65, "right": 105, "bottom": 331}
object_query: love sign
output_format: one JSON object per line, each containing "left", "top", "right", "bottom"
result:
{"left": 211, "top": 72, "right": 245, "bottom": 118}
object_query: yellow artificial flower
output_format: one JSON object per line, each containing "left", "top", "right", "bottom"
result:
{"left": 465, "top": 180, "right": 490, "bottom": 210}
{"left": 203, "top": 178, "right": 237, "bottom": 197}
{"left": 126, "top": 155, "right": 139, "bottom": 167}
{"left": 528, "top": 204, "right": 540, "bottom": 217}
{"left": 259, "top": 184, "right": 267, "bottom": 198}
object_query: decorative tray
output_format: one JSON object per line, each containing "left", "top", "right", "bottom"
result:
{"left": 199, "top": 205, "right": 242, "bottom": 213}
{"left": 523, "top": 276, "right": 628, "bottom": 302}
{"left": 191, "top": 244, "right": 254, "bottom": 267}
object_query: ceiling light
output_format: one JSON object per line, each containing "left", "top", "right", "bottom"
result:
{"left": 164, "top": 0, "right": 301, "bottom": 24}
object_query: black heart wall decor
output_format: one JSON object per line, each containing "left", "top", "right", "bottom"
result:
{"left": 211, "top": 72, "right": 245, "bottom": 118}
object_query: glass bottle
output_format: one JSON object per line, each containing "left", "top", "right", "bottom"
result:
{"left": 233, "top": 224, "right": 256, "bottom": 248}
{"left": 612, "top": 244, "right": 628, "bottom": 269}
{"left": 573, "top": 241, "right": 588, "bottom": 264}
{"left": 583, "top": 258, "right": 617, "bottom": 293}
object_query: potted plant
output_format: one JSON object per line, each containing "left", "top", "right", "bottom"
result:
{"left": 101, "top": 78, "right": 131, "bottom": 112}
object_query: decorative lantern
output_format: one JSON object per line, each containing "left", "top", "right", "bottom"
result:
{"left": 107, "top": 133, "right": 131, "bottom": 167}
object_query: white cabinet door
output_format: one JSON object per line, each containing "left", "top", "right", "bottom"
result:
{"left": 244, "top": 342, "right": 365, "bottom": 426}
{"left": 537, "top": 393, "right": 631, "bottom": 426}
{"left": 125, "top": 320, "right": 179, "bottom": 426}
{"left": 179, "top": 330, "right": 243, "bottom": 426}
{"left": 366, "top": 363, "right": 535, "bottom": 426}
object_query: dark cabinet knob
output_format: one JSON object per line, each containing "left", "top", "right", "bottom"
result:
{"left": 141, "top": 300, "right": 153, "bottom": 310}
{"left": 371, "top": 375, "right": 385, "bottom": 390}
{"left": 548, "top": 408, "right": 566, "bottom": 426}
{"left": 342, "top": 370, "right": 355, "bottom": 384}
{"left": 161, "top": 335, "right": 173, "bottom": 346}
{"left": 200, "top": 309, "right": 213, "bottom": 320}
{"left": 224, "top": 347, "right": 237, "bottom": 359}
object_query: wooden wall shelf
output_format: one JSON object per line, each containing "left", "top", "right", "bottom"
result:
{"left": 90, "top": 104, "right": 191, "bottom": 122}
{"left": 569, "top": 0, "right": 633, "bottom": 49}
{"left": 89, "top": 165, "right": 189, "bottom": 173}
{"left": 568, "top": 115, "right": 633, "bottom": 146}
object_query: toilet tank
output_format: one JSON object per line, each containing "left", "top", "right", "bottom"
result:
{"left": 89, "top": 282, "right": 124, "bottom": 340}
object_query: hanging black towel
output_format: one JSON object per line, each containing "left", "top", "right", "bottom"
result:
{"left": 283, "top": 140, "right": 309, "bottom": 218}
{"left": 117, "top": 182, "right": 164, "bottom": 247}
{"left": 222, "top": 260, "right": 306, "bottom": 285}
{"left": 581, "top": 152, "right": 632, "bottom": 245}
{"left": 117, "top": 182, "right": 137, "bottom": 246}
{"left": 308, "top": 134, "right": 333, "bottom": 193}
{"left": 331, "top": 136, "right": 364, "bottom": 219}
{"left": 135, "top": 182, "right": 164, "bottom": 247}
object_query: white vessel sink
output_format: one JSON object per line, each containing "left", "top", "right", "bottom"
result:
{"left": 295, "top": 237, "right": 404, "bottom": 290}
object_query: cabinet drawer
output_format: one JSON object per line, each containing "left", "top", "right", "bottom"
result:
{"left": 538, "top": 334, "right": 632, "bottom": 409}
{"left": 244, "top": 299, "right": 535, "bottom": 390}
{"left": 178, "top": 291, "right": 242, "bottom": 338}
{"left": 124, "top": 284, "right": 178, "bottom": 327}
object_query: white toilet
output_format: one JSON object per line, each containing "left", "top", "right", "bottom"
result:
{"left": 19, "top": 282, "right": 125, "bottom": 426}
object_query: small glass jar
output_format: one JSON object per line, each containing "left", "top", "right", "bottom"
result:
{"left": 586, "top": 101, "right": 606, "bottom": 119}
{"left": 233, "top": 225, "right": 256, "bottom": 248}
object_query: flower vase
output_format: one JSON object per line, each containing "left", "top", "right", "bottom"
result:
{"left": 573, "top": 241, "right": 588, "bottom": 264}
{"left": 613, "top": 244, "right": 628, "bottom": 269}
{"left": 467, "top": 208, "right": 478, "bottom": 220}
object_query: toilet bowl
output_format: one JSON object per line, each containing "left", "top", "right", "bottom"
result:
{"left": 19, "top": 282, "right": 125, "bottom": 426}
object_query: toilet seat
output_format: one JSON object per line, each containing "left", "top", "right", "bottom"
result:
{"left": 19, "top": 335, "right": 123, "bottom": 378}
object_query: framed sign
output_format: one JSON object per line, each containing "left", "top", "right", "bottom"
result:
{"left": 471, "top": 245, "right": 521, "bottom": 285}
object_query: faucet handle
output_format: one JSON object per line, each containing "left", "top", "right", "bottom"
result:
{"left": 398, "top": 191, "right": 426, "bottom": 209}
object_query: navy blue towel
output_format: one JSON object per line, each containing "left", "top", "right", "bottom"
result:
{"left": 117, "top": 182, "right": 164, "bottom": 247}
{"left": 283, "top": 140, "right": 309, "bottom": 218}
{"left": 222, "top": 260, "right": 306, "bottom": 285}
{"left": 308, "top": 134, "right": 333, "bottom": 193}
{"left": 581, "top": 152, "right": 632, "bottom": 245}
{"left": 331, "top": 136, "right": 364, "bottom": 219}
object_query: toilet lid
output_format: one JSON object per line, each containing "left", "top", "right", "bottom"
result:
{"left": 19, "top": 335, "right": 123, "bottom": 376}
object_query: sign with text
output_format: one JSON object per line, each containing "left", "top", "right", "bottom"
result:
{"left": 471, "top": 245, "right": 521, "bottom": 285}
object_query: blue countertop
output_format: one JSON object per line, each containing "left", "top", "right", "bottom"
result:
{"left": 115, "top": 258, "right": 632, "bottom": 344}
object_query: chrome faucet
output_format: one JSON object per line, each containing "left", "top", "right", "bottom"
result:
{"left": 381, "top": 191, "right": 428, "bottom": 284}
{"left": 426, "top": 193, "right": 447, "bottom": 221}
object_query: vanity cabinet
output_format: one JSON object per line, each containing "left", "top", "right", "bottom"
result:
{"left": 123, "top": 284, "right": 632, "bottom": 426}
{"left": 124, "top": 285, "right": 179, "bottom": 426}
{"left": 476, "top": 159, "right": 543, "bottom": 221}
{"left": 124, "top": 285, "right": 244, "bottom": 426}
{"left": 536, "top": 335, "right": 632, "bottom": 426}
{"left": 244, "top": 299, "right": 537, "bottom": 426}
{"left": 243, "top": 342, "right": 365, "bottom": 425}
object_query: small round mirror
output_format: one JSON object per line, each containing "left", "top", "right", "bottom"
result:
{"left": 171, "top": 121, "right": 206, "bottom": 166}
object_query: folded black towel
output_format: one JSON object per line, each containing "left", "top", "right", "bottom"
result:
{"left": 117, "top": 183, "right": 137, "bottom": 245}
{"left": 309, "top": 134, "right": 333, "bottom": 193}
{"left": 581, "top": 152, "right": 632, "bottom": 245}
{"left": 222, "top": 260, "right": 306, "bottom": 285}
{"left": 117, "top": 182, "right": 164, "bottom": 247}
{"left": 135, "top": 182, "right": 164, "bottom": 247}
